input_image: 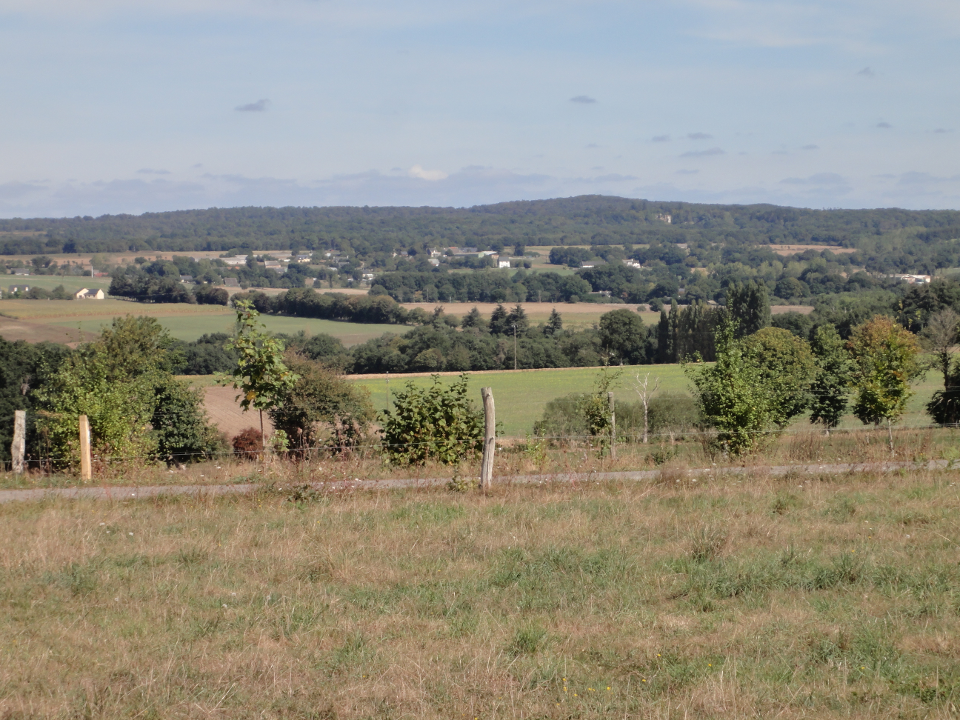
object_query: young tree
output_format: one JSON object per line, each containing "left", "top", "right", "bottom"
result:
{"left": 577, "top": 367, "right": 623, "bottom": 450}
{"left": 726, "top": 280, "right": 771, "bottom": 338}
{"left": 808, "top": 324, "right": 853, "bottom": 434}
{"left": 742, "top": 327, "right": 816, "bottom": 428}
{"left": 219, "top": 300, "right": 299, "bottom": 444}
{"left": 686, "top": 321, "right": 777, "bottom": 456}
{"left": 633, "top": 372, "right": 661, "bottom": 444}
{"left": 379, "top": 374, "right": 484, "bottom": 465}
{"left": 848, "top": 316, "right": 922, "bottom": 452}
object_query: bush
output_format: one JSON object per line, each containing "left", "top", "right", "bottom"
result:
{"left": 151, "top": 377, "right": 226, "bottom": 464}
{"left": 232, "top": 428, "right": 263, "bottom": 461}
{"left": 379, "top": 374, "right": 484, "bottom": 465}
{"left": 269, "top": 353, "right": 374, "bottom": 456}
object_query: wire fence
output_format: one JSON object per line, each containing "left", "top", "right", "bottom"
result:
{"left": 2, "top": 406, "right": 958, "bottom": 474}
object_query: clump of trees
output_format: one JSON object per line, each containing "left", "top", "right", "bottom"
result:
{"left": 33, "top": 316, "right": 223, "bottom": 468}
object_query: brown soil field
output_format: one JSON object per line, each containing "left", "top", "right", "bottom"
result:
{"left": 203, "top": 386, "right": 272, "bottom": 439}
{"left": 766, "top": 244, "right": 857, "bottom": 255}
{"left": 0, "top": 316, "right": 98, "bottom": 345}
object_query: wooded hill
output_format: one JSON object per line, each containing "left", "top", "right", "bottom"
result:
{"left": 1, "top": 196, "right": 959, "bottom": 259}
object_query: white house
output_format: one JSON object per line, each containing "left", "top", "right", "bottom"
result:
{"left": 498, "top": 260, "right": 512, "bottom": 269}
{"left": 75, "top": 288, "right": 105, "bottom": 300}
{"left": 891, "top": 274, "right": 932, "bottom": 285}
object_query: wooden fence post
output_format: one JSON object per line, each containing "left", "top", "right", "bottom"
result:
{"left": 78, "top": 414, "right": 92, "bottom": 481}
{"left": 479, "top": 387, "right": 496, "bottom": 491}
{"left": 608, "top": 391, "right": 616, "bottom": 460}
{"left": 11, "top": 410, "right": 25, "bottom": 474}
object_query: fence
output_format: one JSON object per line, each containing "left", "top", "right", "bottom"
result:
{"left": 4, "top": 389, "right": 960, "bottom": 489}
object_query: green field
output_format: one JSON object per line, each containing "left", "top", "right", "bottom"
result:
{"left": 1, "top": 275, "right": 112, "bottom": 293}
{"left": 350, "top": 365, "right": 944, "bottom": 437}
{"left": 0, "top": 299, "right": 402, "bottom": 346}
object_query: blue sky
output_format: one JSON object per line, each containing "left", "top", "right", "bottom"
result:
{"left": 2, "top": 0, "right": 959, "bottom": 217}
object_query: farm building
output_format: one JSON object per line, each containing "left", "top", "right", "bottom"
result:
{"left": 74, "top": 288, "right": 105, "bottom": 300}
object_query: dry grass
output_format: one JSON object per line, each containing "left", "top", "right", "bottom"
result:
{"left": 2, "top": 468, "right": 960, "bottom": 718}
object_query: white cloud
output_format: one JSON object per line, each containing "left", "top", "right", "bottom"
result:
{"left": 408, "top": 165, "right": 448, "bottom": 181}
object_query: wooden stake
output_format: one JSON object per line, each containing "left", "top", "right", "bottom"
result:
{"left": 608, "top": 391, "right": 616, "bottom": 460}
{"left": 479, "top": 387, "right": 496, "bottom": 491}
{"left": 78, "top": 414, "right": 92, "bottom": 481}
{"left": 11, "top": 410, "right": 25, "bottom": 474}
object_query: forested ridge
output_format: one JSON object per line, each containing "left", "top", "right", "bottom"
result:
{"left": 2, "top": 196, "right": 959, "bottom": 260}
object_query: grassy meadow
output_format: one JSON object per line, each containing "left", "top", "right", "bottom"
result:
{"left": 350, "top": 365, "right": 944, "bottom": 438}
{"left": 2, "top": 472, "right": 960, "bottom": 718}
{"left": 0, "top": 299, "right": 401, "bottom": 346}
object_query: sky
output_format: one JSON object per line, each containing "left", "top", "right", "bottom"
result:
{"left": 1, "top": 0, "right": 959, "bottom": 218}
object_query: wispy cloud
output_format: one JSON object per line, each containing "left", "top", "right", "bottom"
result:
{"left": 780, "top": 173, "right": 848, "bottom": 186}
{"left": 680, "top": 147, "right": 725, "bottom": 158}
{"left": 876, "top": 122, "right": 892, "bottom": 129}
{"left": 137, "top": 168, "right": 170, "bottom": 175}
{"left": 235, "top": 99, "right": 270, "bottom": 112}
{"left": 652, "top": 135, "right": 671, "bottom": 143}
{"left": 570, "top": 95, "right": 596, "bottom": 104}
{"left": 801, "top": 144, "right": 819, "bottom": 150}
{"left": 933, "top": 128, "right": 953, "bottom": 134}
{"left": 687, "top": 132, "right": 713, "bottom": 140}
{"left": 857, "top": 66, "right": 875, "bottom": 78}
{"left": 677, "top": 169, "right": 699, "bottom": 175}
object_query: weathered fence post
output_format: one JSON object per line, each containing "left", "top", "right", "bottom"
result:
{"left": 608, "top": 391, "right": 616, "bottom": 460}
{"left": 11, "top": 410, "right": 25, "bottom": 474}
{"left": 78, "top": 414, "right": 92, "bottom": 481}
{"left": 479, "top": 387, "right": 496, "bottom": 491}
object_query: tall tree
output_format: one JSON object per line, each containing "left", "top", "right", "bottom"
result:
{"left": 507, "top": 304, "right": 529, "bottom": 334}
{"left": 809, "top": 324, "right": 853, "bottom": 434}
{"left": 598, "top": 309, "right": 647, "bottom": 365}
{"left": 545, "top": 308, "right": 563, "bottom": 336}
{"left": 726, "top": 280, "right": 771, "bottom": 338}
{"left": 920, "top": 308, "right": 960, "bottom": 387}
{"left": 656, "top": 309, "right": 672, "bottom": 363}
{"left": 489, "top": 304, "right": 510, "bottom": 335}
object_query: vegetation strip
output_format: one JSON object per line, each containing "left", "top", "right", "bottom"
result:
{"left": 3, "top": 458, "right": 956, "bottom": 504}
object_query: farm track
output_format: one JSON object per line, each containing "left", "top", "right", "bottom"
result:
{"left": 2, "top": 458, "right": 956, "bottom": 504}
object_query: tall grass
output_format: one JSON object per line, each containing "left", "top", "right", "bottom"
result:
{"left": 2, "top": 469, "right": 960, "bottom": 717}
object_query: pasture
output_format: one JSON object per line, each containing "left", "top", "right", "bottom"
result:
{"left": 347, "top": 365, "right": 943, "bottom": 438}
{"left": 2, "top": 471, "right": 959, "bottom": 718}
{"left": 0, "top": 299, "right": 401, "bottom": 346}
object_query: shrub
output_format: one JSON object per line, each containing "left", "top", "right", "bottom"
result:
{"left": 269, "top": 353, "right": 374, "bottom": 457}
{"left": 379, "top": 374, "right": 484, "bottom": 465}
{"left": 232, "top": 428, "right": 263, "bottom": 461}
